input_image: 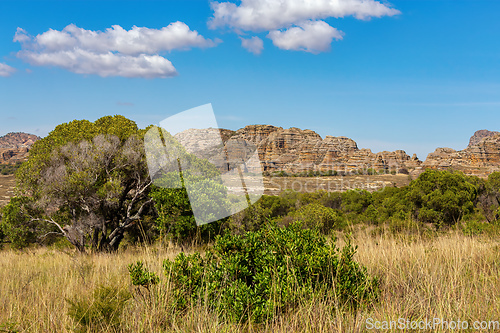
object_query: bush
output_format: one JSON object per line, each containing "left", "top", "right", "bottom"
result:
{"left": 162, "top": 222, "right": 379, "bottom": 323}
{"left": 461, "top": 219, "right": 500, "bottom": 237}
{"left": 407, "top": 170, "right": 477, "bottom": 225}
{"left": 151, "top": 185, "right": 223, "bottom": 245}
{"left": 128, "top": 261, "right": 159, "bottom": 289}
{"left": 227, "top": 194, "right": 296, "bottom": 233}
{"left": 0, "top": 197, "right": 42, "bottom": 249}
{"left": 0, "top": 162, "right": 23, "bottom": 175}
{"left": 67, "top": 284, "right": 131, "bottom": 333}
{"left": 286, "top": 202, "right": 344, "bottom": 233}
{"left": 341, "top": 190, "right": 373, "bottom": 215}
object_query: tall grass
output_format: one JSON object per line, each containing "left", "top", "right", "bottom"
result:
{"left": 1, "top": 230, "right": 500, "bottom": 332}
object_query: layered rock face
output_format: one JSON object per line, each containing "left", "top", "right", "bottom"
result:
{"left": 162, "top": 125, "right": 500, "bottom": 178}
{"left": 468, "top": 130, "right": 499, "bottom": 148}
{"left": 423, "top": 132, "right": 500, "bottom": 176}
{"left": 213, "top": 125, "right": 422, "bottom": 174}
{"left": 0, "top": 132, "right": 39, "bottom": 164}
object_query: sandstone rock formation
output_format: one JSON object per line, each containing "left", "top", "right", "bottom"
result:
{"left": 0, "top": 132, "right": 39, "bottom": 164}
{"left": 468, "top": 130, "right": 499, "bottom": 148}
{"left": 174, "top": 125, "right": 423, "bottom": 175}
{"left": 230, "top": 125, "right": 424, "bottom": 174}
{"left": 422, "top": 132, "right": 500, "bottom": 177}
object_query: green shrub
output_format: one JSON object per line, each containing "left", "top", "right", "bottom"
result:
{"left": 407, "top": 170, "right": 477, "bottom": 225}
{"left": 462, "top": 219, "right": 500, "bottom": 237}
{"left": 0, "top": 197, "right": 40, "bottom": 249}
{"left": 0, "top": 162, "right": 23, "bottom": 175}
{"left": 128, "top": 261, "right": 159, "bottom": 289}
{"left": 286, "top": 202, "right": 344, "bottom": 233}
{"left": 341, "top": 190, "right": 373, "bottom": 215}
{"left": 227, "top": 194, "right": 295, "bottom": 233}
{"left": 162, "top": 222, "right": 379, "bottom": 323}
{"left": 67, "top": 284, "right": 131, "bottom": 333}
{"left": 371, "top": 186, "right": 411, "bottom": 222}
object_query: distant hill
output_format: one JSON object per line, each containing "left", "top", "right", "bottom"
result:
{"left": 0, "top": 132, "right": 40, "bottom": 165}
{"left": 0, "top": 132, "right": 39, "bottom": 149}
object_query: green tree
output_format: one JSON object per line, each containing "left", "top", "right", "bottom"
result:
{"left": 11, "top": 115, "right": 153, "bottom": 252}
{"left": 287, "top": 202, "right": 343, "bottom": 233}
{"left": 407, "top": 170, "right": 477, "bottom": 225}
{"left": 0, "top": 196, "right": 46, "bottom": 248}
{"left": 150, "top": 152, "right": 228, "bottom": 244}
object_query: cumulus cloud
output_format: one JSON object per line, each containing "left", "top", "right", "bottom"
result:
{"left": 240, "top": 36, "right": 264, "bottom": 54}
{"left": 210, "top": 0, "right": 400, "bottom": 31}
{"left": 14, "top": 23, "right": 219, "bottom": 78}
{"left": 268, "top": 20, "right": 343, "bottom": 53}
{"left": 0, "top": 63, "right": 16, "bottom": 77}
{"left": 210, "top": 0, "right": 399, "bottom": 53}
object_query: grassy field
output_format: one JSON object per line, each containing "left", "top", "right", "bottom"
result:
{"left": 0, "top": 175, "right": 15, "bottom": 207}
{"left": 1, "top": 228, "right": 499, "bottom": 332}
{"left": 264, "top": 174, "right": 411, "bottom": 195}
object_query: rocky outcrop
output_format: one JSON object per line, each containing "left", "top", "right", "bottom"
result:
{"left": 422, "top": 132, "right": 500, "bottom": 177}
{"left": 0, "top": 132, "right": 39, "bottom": 164}
{"left": 468, "top": 130, "right": 499, "bottom": 148}
{"left": 174, "top": 125, "right": 423, "bottom": 175}
{"left": 231, "top": 125, "right": 423, "bottom": 174}
{"left": 0, "top": 132, "right": 39, "bottom": 148}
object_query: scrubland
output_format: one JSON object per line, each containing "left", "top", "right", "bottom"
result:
{"left": 1, "top": 228, "right": 499, "bottom": 332}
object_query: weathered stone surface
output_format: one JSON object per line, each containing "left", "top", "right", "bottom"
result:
{"left": 6, "top": 126, "right": 500, "bottom": 180}
{"left": 0, "top": 132, "right": 39, "bottom": 149}
{"left": 468, "top": 130, "right": 499, "bottom": 148}
{"left": 0, "top": 132, "right": 39, "bottom": 164}
{"left": 422, "top": 132, "right": 500, "bottom": 177}
{"left": 175, "top": 125, "right": 422, "bottom": 175}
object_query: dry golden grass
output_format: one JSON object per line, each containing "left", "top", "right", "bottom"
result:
{"left": 1, "top": 230, "right": 500, "bottom": 332}
{"left": 0, "top": 175, "right": 15, "bottom": 207}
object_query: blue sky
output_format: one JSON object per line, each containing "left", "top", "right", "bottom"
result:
{"left": 1, "top": 0, "right": 500, "bottom": 160}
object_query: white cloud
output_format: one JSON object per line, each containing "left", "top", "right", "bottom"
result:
{"left": 0, "top": 63, "right": 16, "bottom": 77}
{"left": 210, "top": 0, "right": 400, "bottom": 53}
{"left": 210, "top": 0, "right": 400, "bottom": 31}
{"left": 240, "top": 36, "right": 264, "bottom": 54}
{"left": 14, "top": 23, "right": 219, "bottom": 78}
{"left": 268, "top": 20, "right": 343, "bottom": 53}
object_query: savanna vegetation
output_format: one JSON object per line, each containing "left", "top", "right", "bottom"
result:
{"left": 1, "top": 116, "right": 500, "bottom": 332}
{"left": 0, "top": 162, "right": 22, "bottom": 175}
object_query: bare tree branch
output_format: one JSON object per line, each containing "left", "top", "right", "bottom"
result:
{"left": 31, "top": 217, "right": 66, "bottom": 236}
{"left": 39, "top": 231, "right": 64, "bottom": 240}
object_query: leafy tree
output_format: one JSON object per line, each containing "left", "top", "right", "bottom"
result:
{"left": 287, "top": 202, "right": 343, "bottom": 233}
{"left": 0, "top": 196, "right": 46, "bottom": 248}
{"left": 341, "top": 190, "right": 373, "bottom": 214}
{"left": 407, "top": 170, "right": 477, "bottom": 225}
{"left": 227, "top": 194, "right": 295, "bottom": 234}
{"left": 150, "top": 150, "right": 229, "bottom": 244}
{"left": 487, "top": 171, "right": 500, "bottom": 193}
{"left": 11, "top": 115, "right": 153, "bottom": 252}
{"left": 371, "top": 186, "right": 411, "bottom": 222}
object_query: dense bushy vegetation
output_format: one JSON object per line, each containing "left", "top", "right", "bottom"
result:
{"left": 160, "top": 221, "right": 378, "bottom": 323}
{"left": 0, "top": 162, "right": 22, "bottom": 175}
{"left": 226, "top": 169, "right": 499, "bottom": 237}
{"left": 1, "top": 116, "right": 154, "bottom": 252}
